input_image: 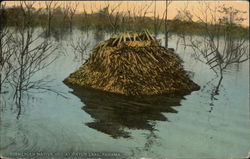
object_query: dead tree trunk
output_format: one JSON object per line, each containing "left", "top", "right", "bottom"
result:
{"left": 68, "top": 2, "right": 78, "bottom": 33}
{"left": 164, "top": 0, "right": 171, "bottom": 48}
{"left": 45, "top": 1, "right": 57, "bottom": 37}
{"left": 0, "top": 3, "right": 4, "bottom": 93}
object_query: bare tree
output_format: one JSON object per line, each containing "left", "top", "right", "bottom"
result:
{"left": 60, "top": 2, "right": 70, "bottom": 31}
{"left": 68, "top": 2, "right": 78, "bottom": 32}
{"left": 174, "top": 8, "right": 193, "bottom": 22}
{"left": 164, "top": 0, "right": 172, "bottom": 48}
{"left": 45, "top": 1, "right": 58, "bottom": 36}
{"left": 70, "top": 32, "right": 90, "bottom": 62}
{"left": 181, "top": 3, "right": 249, "bottom": 96}
{"left": 81, "top": 4, "right": 91, "bottom": 32}
{"left": 101, "top": 3, "right": 122, "bottom": 34}
{"left": 173, "top": 3, "right": 193, "bottom": 51}
{"left": 6, "top": 2, "right": 63, "bottom": 117}
{"left": 132, "top": 2, "right": 152, "bottom": 31}
{"left": 153, "top": 0, "right": 165, "bottom": 37}
{"left": 0, "top": 2, "right": 16, "bottom": 93}
{"left": 60, "top": 2, "right": 78, "bottom": 33}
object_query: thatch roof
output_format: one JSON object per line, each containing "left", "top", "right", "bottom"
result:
{"left": 64, "top": 30, "right": 200, "bottom": 96}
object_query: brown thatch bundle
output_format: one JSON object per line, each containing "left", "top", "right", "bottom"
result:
{"left": 64, "top": 30, "right": 200, "bottom": 96}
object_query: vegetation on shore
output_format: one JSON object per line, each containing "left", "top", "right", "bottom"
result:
{"left": 2, "top": 4, "right": 249, "bottom": 38}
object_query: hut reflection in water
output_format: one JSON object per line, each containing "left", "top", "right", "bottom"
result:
{"left": 68, "top": 86, "right": 186, "bottom": 138}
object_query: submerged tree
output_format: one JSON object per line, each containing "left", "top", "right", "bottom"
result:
{"left": 180, "top": 3, "right": 249, "bottom": 96}
{"left": 67, "top": 2, "right": 78, "bottom": 32}
{"left": 164, "top": 0, "right": 172, "bottom": 48}
{"left": 102, "top": 3, "right": 122, "bottom": 34}
{"left": 153, "top": 0, "right": 165, "bottom": 37}
{"left": 62, "top": 2, "right": 79, "bottom": 32}
{"left": 70, "top": 31, "right": 90, "bottom": 62}
{"left": 0, "top": 2, "right": 15, "bottom": 93}
{"left": 45, "top": 1, "right": 58, "bottom": 36}
{"left": 7, "top": 2, "right": 61, "bottom": 118}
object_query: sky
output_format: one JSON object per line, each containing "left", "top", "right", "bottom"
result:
{"left": 4, "top": 1, "right": 249, "bottom": 26}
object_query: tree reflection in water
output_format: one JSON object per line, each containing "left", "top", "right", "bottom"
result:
{"left": 68, "top": 85, "right": 187, "bottom": 138}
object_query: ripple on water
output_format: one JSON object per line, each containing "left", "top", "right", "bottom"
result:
{"left": 1, "top": 119, "right": 83, "bottom": 155}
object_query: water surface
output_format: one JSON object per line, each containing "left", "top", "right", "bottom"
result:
{"left": 0, "top": 30, "right": 249, "bottom": 159}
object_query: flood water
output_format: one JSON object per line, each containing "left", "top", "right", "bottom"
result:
{"left": 0, "top": 29, "right": 249, "bottom": 159}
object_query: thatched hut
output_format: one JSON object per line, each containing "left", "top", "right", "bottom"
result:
{"left": 64, "top": 30, "right": 200, "bottom": 96}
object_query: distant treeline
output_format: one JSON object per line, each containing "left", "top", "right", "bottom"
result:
{"left": 2, "top": 5, "right": 249, "bottom": 38}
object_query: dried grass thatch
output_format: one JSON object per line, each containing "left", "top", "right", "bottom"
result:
{"left": 64, "top": 30, "right": 200, "bottom": 96}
